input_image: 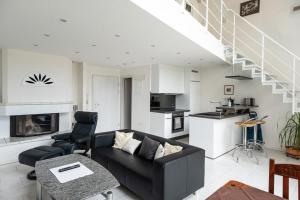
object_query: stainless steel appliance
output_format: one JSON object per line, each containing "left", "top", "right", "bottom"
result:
{"left": 244, "top": 98, "right": 255, "bottom": 106}
{"left": 172, "top": 112, "right": 184, "bottom": 133}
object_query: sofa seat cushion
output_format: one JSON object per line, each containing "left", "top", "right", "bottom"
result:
{"left": 94, "top": 147, "right": 154, "bottom": 181}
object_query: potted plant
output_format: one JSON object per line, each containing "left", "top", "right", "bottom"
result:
{"left": 279, "top": 112, "right": 300, "bottom": 159}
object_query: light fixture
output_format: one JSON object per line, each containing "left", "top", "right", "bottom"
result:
{"left": 59, "top": 18, "right": 68, "bottom": 23}
{"left": 91, "top": 44, "right": 97, "bottom": 47}
{"left": 43, "top": 34, "right": 51, "bottom": 37}
{"left": 125, "top": 51, "right": 130, "bottom": 55}
{"left": 187, "top": 62, "right": 191, "bottom": 65}
{"left": 114, "top": 34, "right": 121, "bottom": 38}
{"left": 74, "top": 51, "right": 80, "bottom": 54}
{"left": 33, "top": 44, "right": 39, "bottom": 47}
{"left": 176, "top": 52, "right": 181, "bottom": 55}
{"left": 150, "top": 44, "right": 155, "bottom": 48}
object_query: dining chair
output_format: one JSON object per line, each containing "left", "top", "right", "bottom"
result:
{"left": 269, "top": 159, "right": 300, "bottom": 200}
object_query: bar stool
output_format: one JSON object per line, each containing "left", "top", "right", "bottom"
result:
{"left": 232, "top": 119, "right": 266, "bottom": 164}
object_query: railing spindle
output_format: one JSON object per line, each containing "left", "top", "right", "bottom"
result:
{"left": 206, "top": 0, "right": 209, "bottom": 30}
{"left": 232, "top": 13, "right": 236, "bottom": 65}
{"left": 261, "top": 35, "right": 265, "bottom": 82}
{"left": 220, "top": 0, "right": 223, "bottom": 42}
{"left": 293, "top": 56, "right": 296, "bottom": 113}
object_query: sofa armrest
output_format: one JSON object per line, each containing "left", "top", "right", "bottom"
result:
{"left": 51, "top": 133, "right": 71, "bottom": 141}
{"left": 153, "top": 148, "right": 205, "bottom": 200}
{"left": 92, "top": 132, "right": 115, "bottom": 149}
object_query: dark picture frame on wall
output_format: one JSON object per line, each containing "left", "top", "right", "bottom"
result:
{"left": 240, "top": 0, "right": 260, "bottom": 17}
{"left": 224, "top": 85, "right": 234, "bottom": 95}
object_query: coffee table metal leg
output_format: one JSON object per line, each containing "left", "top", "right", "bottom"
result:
{"left": 36, "top": 181, "right": 42, "bottom": 200}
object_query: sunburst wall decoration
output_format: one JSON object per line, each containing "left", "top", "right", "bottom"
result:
{"left": 23, "top": 73, "right": 55, "bottom": 86}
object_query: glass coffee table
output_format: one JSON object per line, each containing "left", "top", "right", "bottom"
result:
{"left": 35, "top": 154, "right": 119, "bottom": 200}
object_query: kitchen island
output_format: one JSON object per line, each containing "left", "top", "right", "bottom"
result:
{"left": 189, "top": 113, "right": 248, "bottom": 159}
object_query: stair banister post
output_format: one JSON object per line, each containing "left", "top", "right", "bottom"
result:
{"left": 232, "top": 13, "right": 236, "bottom": 65}
{"left": 220, "top": 0, "right": 223, "bottom": 42}
{"left": 206, "top": 0, "right": 209, "bottom": 30}
{"left": 292, "top": 56, "right": 296, "bottom": 114}
{"left": 261, "top": 35, "right": 265, "bottom": 82}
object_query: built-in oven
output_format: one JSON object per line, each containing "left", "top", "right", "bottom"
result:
{"left": 172, "top": 112, "right": 184, "bottom": 133}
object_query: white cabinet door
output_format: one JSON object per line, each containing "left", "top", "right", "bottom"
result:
{"left": 151, "top": 65, "right": 184, "bottom": 94}
{"left": 159, "top": 67, "right": 184, "bottom": 93}
{"left": 92, "top": 75, "right": 120, "bottom": 133}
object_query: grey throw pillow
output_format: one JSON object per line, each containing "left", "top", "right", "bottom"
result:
{"left": 138, "top": 136, "right": 160, "bottom": 160}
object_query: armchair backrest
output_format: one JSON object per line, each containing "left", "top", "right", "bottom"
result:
{"left": 71, "top": 111, "right": 98, "bottom": 142}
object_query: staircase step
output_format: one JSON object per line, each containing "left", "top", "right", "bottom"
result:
{"left": 262, "top": 80, "right": 289, "bottom": 86}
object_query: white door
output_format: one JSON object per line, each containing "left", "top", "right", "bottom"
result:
{"left": 190, "top": 81, "right": 201, "bottom": 114}
{"left": 92, "top": 75, "right": 120, "bottom": 132}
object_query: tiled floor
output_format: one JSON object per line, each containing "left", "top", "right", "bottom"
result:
{"left": 0, "top": 138, "right": 299, "bottom": 200}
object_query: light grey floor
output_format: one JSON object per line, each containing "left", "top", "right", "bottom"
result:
{"left": 0, "top": 138, "right": 299, "bottom": 200}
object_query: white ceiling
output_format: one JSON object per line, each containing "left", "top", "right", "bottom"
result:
{"left": 0, "top": 0, "right": 224, "bottom": 68}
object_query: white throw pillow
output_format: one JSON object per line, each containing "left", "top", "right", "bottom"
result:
{"left": 122, "top": 138, "right": 142, "bottom": 155}
{"left": 154, "top": 144, "right": 165, "bottom": 159}
{"left": 113, "top": 131, "right": 133, "bottom": 149}
{"left": 164, "top": 142, "right": 183, "bottom": 156}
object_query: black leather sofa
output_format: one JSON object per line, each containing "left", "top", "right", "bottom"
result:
{"left": 91, "top": 130, "right": 205, "bottom": 200}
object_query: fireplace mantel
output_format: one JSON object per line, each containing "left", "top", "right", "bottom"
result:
{"left": 0, "top": 103, "right": 73, "bottom": 116}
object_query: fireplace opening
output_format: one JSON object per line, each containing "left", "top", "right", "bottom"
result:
{"left": 10, "top": 113, "right": 59, "bottom": 137}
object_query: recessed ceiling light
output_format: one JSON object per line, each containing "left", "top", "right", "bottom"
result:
{"left": 176, "top": 52, "right": 181, "bottom": 55}
{"left": 43, "top": 34, "right": 51, "bottom": 37}
{"left": 91, "top": 44, "right": 97, "bottom": 47}
{"left": 33, "top": 44, "right": 39, "bottom": 47}
{"left": 114, "top": 34, "right": 121, "bottom": 38}
{"left": 150, "top": 44, "right": 156, "bottom": 48}
{"left": 125, "top": 51, "right": 130, "bottom": 55}
{"left": 59, "top": 18, "right": 68, "bottom": 23}
{"left": 74, "top": 51, "right": 80, "bottom": 54}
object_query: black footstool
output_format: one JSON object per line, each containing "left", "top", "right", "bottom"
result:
{"left": 19, "top": 146, "right": 64, "bottom": 180}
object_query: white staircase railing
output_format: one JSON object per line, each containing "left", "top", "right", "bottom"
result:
{"left": 175, "top": 0, "right": 300, "bottom": 113}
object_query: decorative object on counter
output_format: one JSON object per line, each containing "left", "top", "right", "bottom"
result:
{"left": 240, "top": 0, "right": 260, "bottom": 17}
{"left": 224, "top": 85, "right": 234, "bottom": 95}
{"left": 226, "top": 97, "right": 234, "bottom": 107}
{"left": 244, "top": 98, "right": 255, "bottom": 106}
{"left": 279, "top": 112, "right": 300, "bottom": 159}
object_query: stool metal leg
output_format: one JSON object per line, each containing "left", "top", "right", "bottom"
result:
{"left": 36, "top": 181, "right": 42, "bottom": 200}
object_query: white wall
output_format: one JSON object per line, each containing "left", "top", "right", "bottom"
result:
{"left": 199, "top": 66, "right": 291, "bottom": 150}
{"left": 224, "top": 0, "right": 300, "bottom": 57}
{"left": 3, "top": 49, "right": 73, "bottom": 104}
{"left": 121, "top": 66, "right": 151, "bottom": 133}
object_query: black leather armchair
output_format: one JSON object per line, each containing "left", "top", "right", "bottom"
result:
{"left": 52, "top": 111, "right": 98, "bottom": 155}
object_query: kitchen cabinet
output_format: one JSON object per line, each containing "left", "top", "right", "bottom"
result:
{"left": 151, "top": 64, "right": 184, "bottom": 94}
{"left": 150, "top": 111, "right": 189, "bottom": 138}
{"left": 189, "top": 115, "right": 247, "bottom": 159}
